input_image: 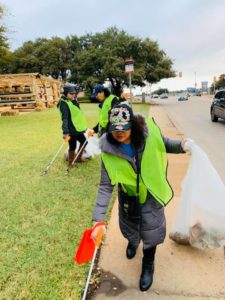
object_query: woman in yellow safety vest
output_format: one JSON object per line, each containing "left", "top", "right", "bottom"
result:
{"left": 91, "top": 84, "right": 120, "bottom": 136}
{"left": 58, "top": 85, "right": 88, "bottom": 166}
{"left": 91, "top": 103, "right": 192, "bottom": 292}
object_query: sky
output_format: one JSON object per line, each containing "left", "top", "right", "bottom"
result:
{"left": 1, "top": 0, "right": 225, "bottom": 92}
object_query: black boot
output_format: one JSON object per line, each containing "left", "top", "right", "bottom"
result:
{"left": 139, "top": 247, "right": 156, "bottom": 292}
{"left": 126, "top": 242, "right": 137, "bottom": 259}
{"left": 139, "top": 260, "right": 154, "bottom": 291}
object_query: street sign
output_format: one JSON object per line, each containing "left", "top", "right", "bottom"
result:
{"left": 125, "top": 58, "right": 134, "bottom": 74}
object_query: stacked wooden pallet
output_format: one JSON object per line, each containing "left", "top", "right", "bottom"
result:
{"left": 0, "top": 73, "right": 63, "bottom": 109}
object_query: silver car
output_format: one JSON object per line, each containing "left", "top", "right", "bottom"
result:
{"left": 160, "top": 93, "right": 169, "bottom": 99}
{"left": 178, "top": 93, "right": 188, "bottom": 101}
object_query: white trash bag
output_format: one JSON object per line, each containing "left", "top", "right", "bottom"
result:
{"left": 170, "top": 143, "right": 225, "bottom": 250}
{"left": 81, "top": 130, "right": 101, "bottom": 159}
{"left": 64, "top": 129, "right": 101, "bottom": 161}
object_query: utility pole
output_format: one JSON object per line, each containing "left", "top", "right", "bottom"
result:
{"left": 194, "top": 72, "right": 197, "bottom": 90}
{"left": 213, "top": 76, "right": 216, "bottom": 94}
{"left": 129, "top": 73, "right": 132, "bottom": 104}
{"left": 125, "top": 58, "right": 134, "bottom": 107}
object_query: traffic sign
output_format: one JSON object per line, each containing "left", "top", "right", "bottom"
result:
{"left": 125, "top": 58, "right": 134, "bottom": 74}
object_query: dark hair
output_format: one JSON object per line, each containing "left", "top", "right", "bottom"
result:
{"left": 103, "top": 87, "right": 111, "bottom": 98}
{"left": 130, "top": 114, "right": 148, "bottom": 147}
{"left": 106, "top": 113, "right": 148, "bottom": 148}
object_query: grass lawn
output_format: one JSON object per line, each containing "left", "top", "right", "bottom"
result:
{"left": 0, "top": 103, "right": 150, "bottom": 299}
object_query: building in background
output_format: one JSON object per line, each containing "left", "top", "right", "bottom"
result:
{"left": 201, "top": 81, "right": 208, "bottom": 94}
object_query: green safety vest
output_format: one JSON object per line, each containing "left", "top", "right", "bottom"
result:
{"left": 61, "top": 99, "right": 87, "bottom": 132}
{"left": 101, "top": 118, "right": 173, "bottom": 206}
{"left": 99, "top": 94, "right": 118, "bottom": 129}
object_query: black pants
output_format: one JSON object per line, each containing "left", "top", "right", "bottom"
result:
{"left": 143, "top": 246, "right": 156, "bottom": 263}
{"left": 68, "top": 134, "right": 86, "bottom": 151}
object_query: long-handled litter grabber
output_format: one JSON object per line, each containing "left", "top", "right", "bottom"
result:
{"left": 67, "top": 130, "right": 94, "bottom": 172}
{"left": 81, "top": 228, "right": 104, "bottom": 300}
{"left": 74, "top": 222, "right": 106, "bottom": 300}
{"left": 41, "top": 135, "right": 70, "bottom": 175}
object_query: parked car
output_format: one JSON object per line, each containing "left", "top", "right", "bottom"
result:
{"left": 178, "top": 93, "right": 188, "bottom": 101}
{"left": 210, "top": 89, "right": 225, "bottom": 122}
{"left": 152, "top": 94, "right": 159, "bottom": 98}
{"left": 160, "top": 93, "right": 168, "bottom": 99}
{"left": 195, "top": 91, "right": 202, "bottom": 96}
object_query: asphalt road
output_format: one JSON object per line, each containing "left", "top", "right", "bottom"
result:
{"left": 153, "top": 95, "right": 225, "bottom": 183}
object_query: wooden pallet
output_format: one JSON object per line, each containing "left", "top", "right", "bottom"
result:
{"left": 0, "top": 73, "right": 63, "bottom": 109}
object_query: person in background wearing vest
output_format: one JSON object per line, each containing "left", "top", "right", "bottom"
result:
{"left": 58, "top": 84, "right": 88, "bottom": 167}
{"left": 91, "top": 84, "right": 120, "bottom": 136}
{"left": 91, "top": 103, "right": 193, "bottom": 292}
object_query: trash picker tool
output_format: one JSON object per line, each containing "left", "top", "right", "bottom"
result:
{"left": 82, "top": 227, "right": 104, "bottom": 300}
{"left": 73, "top": 222, "right": 106, "bottom": 300}
{"left": 41, "top": 135, "right": 70, "bottom": 175}
{"left": 67, "top": 130, "right": 94, "bottom": 172}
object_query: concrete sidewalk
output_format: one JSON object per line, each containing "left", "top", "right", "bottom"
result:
{"left": 93, "top": 105, "right": 225, "bottom": 300}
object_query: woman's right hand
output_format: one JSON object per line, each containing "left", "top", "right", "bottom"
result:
{"left": 91, "top": 221, "right": 107, "bottom": 242}
{"left": 63, "top": 134, "right": 70, "bottom": 142}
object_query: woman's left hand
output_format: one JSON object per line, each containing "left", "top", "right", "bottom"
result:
{"left": 181, "top": 138, "right": 195, "bottom": 152}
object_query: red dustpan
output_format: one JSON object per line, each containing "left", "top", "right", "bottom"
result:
{"left": 74, "top": 221, "right": 105, "bottom": 265}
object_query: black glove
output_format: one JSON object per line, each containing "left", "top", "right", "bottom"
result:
{"left": 92, "top": 123, "right": 99, "bottom": 134}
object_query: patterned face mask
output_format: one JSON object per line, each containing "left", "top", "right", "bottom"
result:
{"left": 109, "top": 106, "right": 131, "bottom": 132}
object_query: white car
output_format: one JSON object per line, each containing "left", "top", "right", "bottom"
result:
{"left": 178, "top": 93, "right": 188, "bottom": 101}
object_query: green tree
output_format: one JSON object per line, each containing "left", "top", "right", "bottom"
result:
{"left": 153, "top": 88, "right": 169, "bottom": 95}
{"left": 40, "top": 37, "right": 72, "bottom": 79}
{"left": 10, "top": 27, "right": 175, "bottom": 94}
{"left": 11, "top": 40, "right": 44, "bottom": 73}
{"left": 0, "top": 4, "right": 12, "bottom": 73}
{"left": 215, "top": 74, "right": 225, "bottom": 90}
{"left": 210, "top": 74, "right": 225, "bottom": 94}
{"left": 66, "top": 34, "right": 90, "bottom": 88}
{"left": 70, "top": 27, "right": 175, "bottom": 96}
{"left": 11, "top": 37, "right": 72, "bottom": 80}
